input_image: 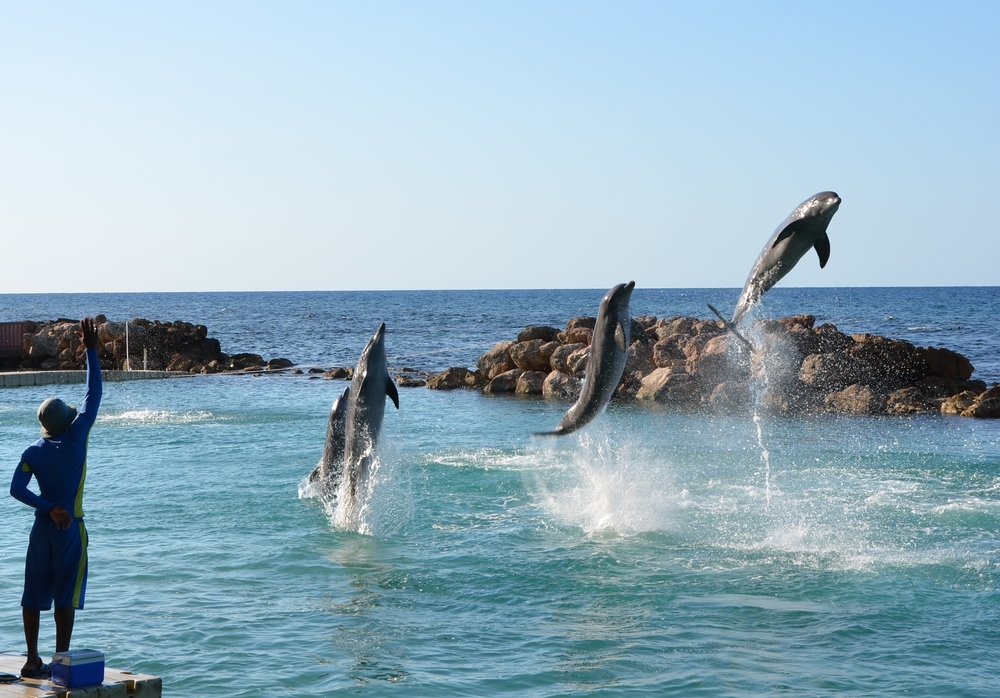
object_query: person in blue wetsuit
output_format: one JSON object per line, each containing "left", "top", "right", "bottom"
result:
{"left": 10, "top": 318, "right": 101, "bottom": 679}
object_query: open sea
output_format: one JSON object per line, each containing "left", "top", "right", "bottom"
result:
{"left": 1, "top": 287, "right": 999, "bottom": 696}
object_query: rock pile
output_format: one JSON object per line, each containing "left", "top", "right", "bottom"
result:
{"left": 430, "top": 314, "right": 998, "bottom": 419}
{"left": 16, "top": 316, "right": 292, "bottom": 374}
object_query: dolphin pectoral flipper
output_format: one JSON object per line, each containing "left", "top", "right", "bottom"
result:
{"left": 771, "top": 219, "right": 805, "bottom": 247}
{"left": 386, "top": 377, "right": 399, "bottom": 409}
{"left": 615, "top": 321, "right": 627, "bottom": 352}
{"left": 814, "top": 232, "right": 831, "bottom": 268}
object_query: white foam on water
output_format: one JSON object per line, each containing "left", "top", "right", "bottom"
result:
{"left": 97, "top": 408, "right": 216, "bottom": 426}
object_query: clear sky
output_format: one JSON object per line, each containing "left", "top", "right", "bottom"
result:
{"left": 1, "top": 2, "right": 997, "bottom": 293}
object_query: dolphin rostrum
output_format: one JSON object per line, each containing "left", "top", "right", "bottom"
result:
{"left": 731, "top": 191, "right": 841, "bottom": 325}
{"left": 535, "top": 281, "right": 635, "bottom": 436}
{"left": 343, "top": 323, "right": 399, "bottom": 498}
{"left": 308, "top": 386, "right": 350, "bottom": 492}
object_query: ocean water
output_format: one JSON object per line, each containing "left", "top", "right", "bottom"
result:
{"left": 1, "top": 287, "right": 998, "bottom": 696}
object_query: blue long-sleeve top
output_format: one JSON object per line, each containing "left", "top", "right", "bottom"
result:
{"left": 11, "top": 347, "right": 102, "bottom": 519}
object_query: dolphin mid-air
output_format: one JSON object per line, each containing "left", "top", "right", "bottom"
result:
{"left": 309, "top": 386, "right": 350, "bottom": 491}
{"left": 730, "top": 191, "right": 841, "bottom": 325}
{"left": 343, "top": 323, "right": 400, "bottom": 498}
{"left": 535, "top": 281, "right": 635, "bottom": 436}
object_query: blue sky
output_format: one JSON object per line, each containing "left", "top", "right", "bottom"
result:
{"left": 1, "top": 2, "right": 997, "bottom": 292}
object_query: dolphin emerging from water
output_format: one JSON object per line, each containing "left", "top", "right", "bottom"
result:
{"left": 535, "top": 281, "right": 635, "bottom": 436}
{"left": 309, "top": 386, "right": 350, "bottom": 492}
{"left": 731, "top": 191, "right": 841, "bottom": 325}
{"left": 343, "top": 323, "right": 399, "bottom": 498}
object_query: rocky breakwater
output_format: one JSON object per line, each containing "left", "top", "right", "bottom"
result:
{"left": 16, "top": 316, "right": 292, "bottom": 374}
{"left": 427, "top": 314, "right": 999, "bottom": 419}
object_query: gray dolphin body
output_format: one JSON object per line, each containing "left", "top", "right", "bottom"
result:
{"left": 731, "top": 191, "right": 841, "bottom": 325}
{"left": 536, "top": 281, "right": 635, "bottom": 436}
{"left": 308, "top": 386, "right": 350, "bottom": 491}
{"left": 343, "top": 323, "right": 399, "bottom": 497}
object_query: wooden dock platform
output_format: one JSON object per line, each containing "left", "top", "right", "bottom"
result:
{"left": 0, "top": 654, "right": 160, "bottom": 698}
{"left": 0, "top": 371, "right": 195, "bottom": 389}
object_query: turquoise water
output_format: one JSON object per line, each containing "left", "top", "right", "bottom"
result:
{"left": 2, "top": 289, "right": 999, "bottom": 695}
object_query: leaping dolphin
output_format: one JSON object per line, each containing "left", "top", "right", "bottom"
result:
{"left": 535, "top": 281, "right": 635, "bottom": 436}
{"left": 343, "top": 323, "right": 399, "bottom": 498}
{"left": 308, "top": 386, "right": 350, "bottom": 492}
{"left": 731, "top": 191, "right": 841, "bottom": 325}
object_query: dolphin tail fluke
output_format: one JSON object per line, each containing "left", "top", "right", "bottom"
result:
{"left": 707, "top": 304, "right": 755, "bottom": 352}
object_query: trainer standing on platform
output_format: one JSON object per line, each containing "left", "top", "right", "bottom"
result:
{"left": 10, "top": 317, "right": 102, "bottom": 679}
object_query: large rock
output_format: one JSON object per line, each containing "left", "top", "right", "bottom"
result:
{"left": 427, "top": 367, "right": 477, "bottom": 390}
{"left": 517, "top": 325, "right": 561, "bottom": 343}
{"left": 228, "top": 353, "right": 265, "bottom": 370}
{"left": 653, "top": 316, "right": 696, "bottom": 340}
{"left": 543, "top": 371, "right": 581, "bottom": 400}
{"left": 799, "top": 353, "right": 863, "bottom": 391}
{"left": 565, "top": 317, "right": 597, "bottom": 330}
{"left": 689, "top": 334, "right": 731, "bottom": 380}
{"left": 653, "top": 337, "right": 687, "bottom": 368}
{"left": 885, "top": 387, "right": 939, "bottom": 415}
{"left": 484, "top": 368, "right": 524, "bottom": 394}
{"left": 708, "top": 381, "right": 752, "bottom": 412}
{"left": 510, "top": 339, "right": 559, "bottom": 372}
{"left": 624, "top": 340, "right": 655, "bottom": 376}
{"left": 919, "top": 346, "right": 974, "bottom": 381}
{"left": 918, "top": 376, "right": 987, "bottom": 398}
{"left": 550, "top": 343, "right": 586, "bottom": 373}
{"left": 825, "top": 384, "right": 881, "bottom": 415}
{"left": 558, "top": 327, "right": 593, "bottom": 345}
{"left": 960, "top": 384, "right": 1000, "bottom": 418}
{"left": 692, "top": 319, "right": 725, "bottom": 337}
{"left": 941, "top": 390, "right": 979, "bottom": 415}
{"left": 848, "top": 334, "right": 931, "bottom": 390}
{"left": 28, "top": 330, "right": 61, "bottom": 359}
{"left": 477, "top": 341, "right": 516, "bottom": 380}
{"left": 629, "top": 320, "right": 650, "bottom": 344}
{"left": 635, "top": 368, "right": 698, "bottom": 404}
{"left": 567, "top": 347, "right": 590, "bottom": 376}
{"left": 515, "top": 370, "right": 548, "bottom": 395}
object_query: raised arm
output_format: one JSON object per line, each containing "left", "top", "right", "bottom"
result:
{"left": 74, "top": 317, "right": 103, "bottom": 431}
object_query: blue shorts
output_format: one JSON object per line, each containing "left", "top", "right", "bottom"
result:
{"left": 22, "top": 516, "right": 88, "bottom": 611}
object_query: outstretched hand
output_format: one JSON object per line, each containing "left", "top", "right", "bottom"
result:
{"left": 49, "top": 506, "right": 72, "bottom": 530}
{"left": 78, "top": 317, "right": 98, "bottom": 350}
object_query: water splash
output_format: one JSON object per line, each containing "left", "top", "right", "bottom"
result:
{"left": 753, "top": 411, "right": 772, "bottom": 509}
{"left": 530, "top": 426, "right": 681, "bottom": 536}
{"left": 299, "top": 442, "right": 411, "bottom": 537}
{"left": 743, "top": 304, "right": 773, "bottom": 510}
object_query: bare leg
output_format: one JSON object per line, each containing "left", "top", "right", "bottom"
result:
{"left": 54, "top": 607, "right": 75, "bottom": 653}
{"left": 21, "top": 608, "right": 41, "bottom": 674}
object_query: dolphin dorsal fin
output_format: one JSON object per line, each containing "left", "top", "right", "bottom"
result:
{"left": 615, "top": 321, "right": 627, "bottom": 352}
{"left": 386, "top": 376, "right": 400, "bottom": 409}
{"left": 814, "top": 232, "right": 831, "bottom": 268}
{"left": 772, "top": 219, "right": 805, "bottom": 247}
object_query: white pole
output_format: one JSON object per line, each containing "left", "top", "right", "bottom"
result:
{"left": 143, "top": 347, "right": 148, "bottom": 371}
{"left": 125, "top": 321, "right": 130, "bottom": 371}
